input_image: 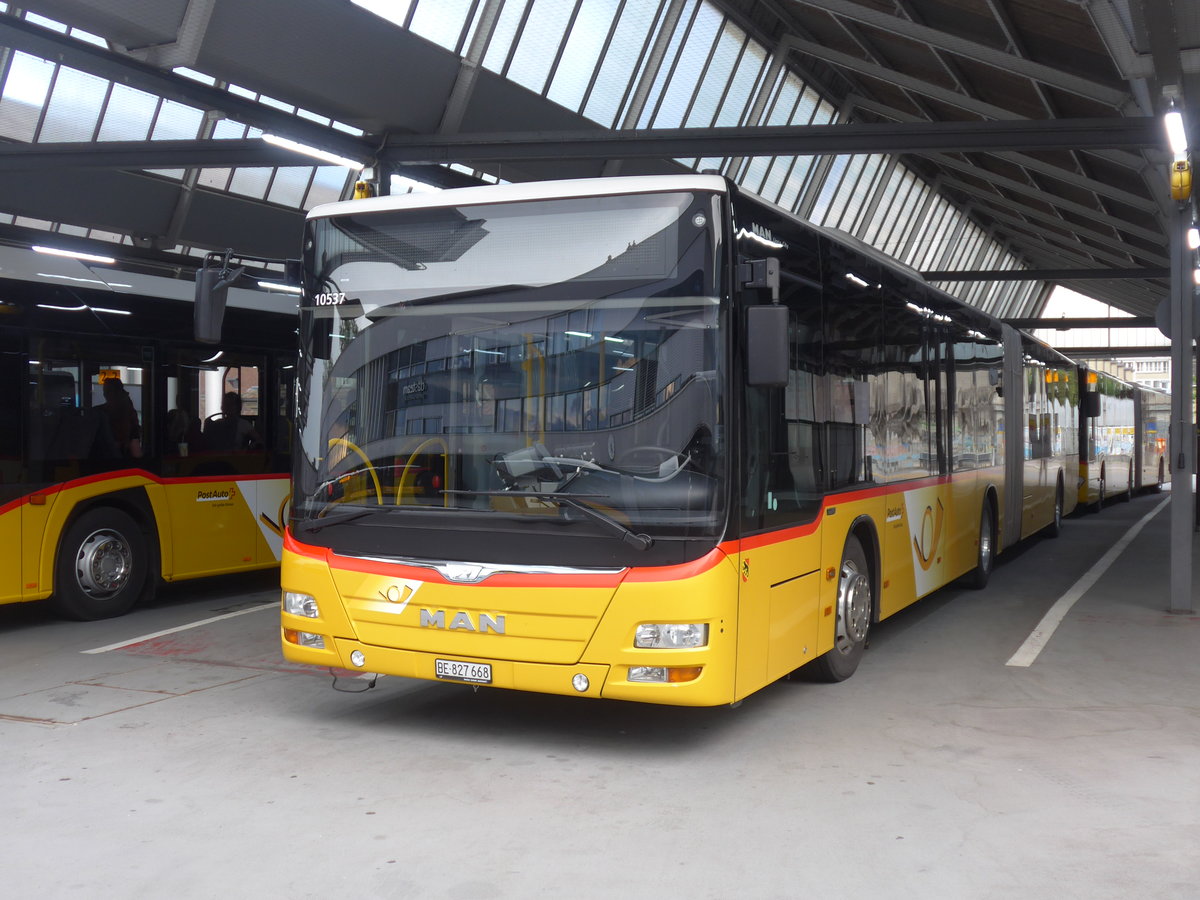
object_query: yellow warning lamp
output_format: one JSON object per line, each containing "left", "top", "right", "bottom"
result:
{"left": 1171, "top": 159, "right": 1192, "bottom": 201}
{"left": 353, "top": 180, "right": 376, "bottom": 200}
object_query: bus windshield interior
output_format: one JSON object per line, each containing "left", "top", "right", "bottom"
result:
{"left": 292, "top": 190, "right": 727, "bottom": 566}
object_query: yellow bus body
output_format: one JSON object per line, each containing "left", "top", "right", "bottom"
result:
{"left": 281, "top": 467, "right": 1044, "bottom": 706}
{"left": 0, "top": 470, "right": 289, "bottom": 605}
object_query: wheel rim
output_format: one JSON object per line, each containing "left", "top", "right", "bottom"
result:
{"left": 73, "top": 528, "right": 132, "bottom": 599}
{"left": 833, "top": 558, "right": 871, "bottom": 655}
{"left": 979, "top": 513, "right": 994, "bottom": 570}
{"left": 1054, "top": 491, "right": 1062, "bottom": 528}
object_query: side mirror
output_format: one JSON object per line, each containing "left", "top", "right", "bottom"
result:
{"left": 746, "top": 304, "right": 789, "bottom": 387}
{"left": 1082, "top": 391, "right": 1101, "bottom": 418}
{"left": 194, "top": 264, "right": 244, "bottom": 343}
{"left": 302, "top": 307, "right": 332, "bottom": 361}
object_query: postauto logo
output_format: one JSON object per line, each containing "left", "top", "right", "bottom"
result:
{"left": 196, "top": 486, "right": 237, "bottom": 503}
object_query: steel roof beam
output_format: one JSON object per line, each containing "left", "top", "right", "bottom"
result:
{"left": 941, "top": 177, "right": 1169, "bottom": 266}
{"left": 786, "top": 0, "right": 1130, "bottom": 107}
{"left": 938, "top": 170, "right": 1163, "bottom": 245}
{"left": 924, "top": 268, "right": 1168, "bottom": 282}
{"left": 848, "top": 96, "right": 1161, "bottom": 213}
{"left": 781, "top": 35, "right": 1148, "bottom": 172}
{"left": 0, "top": 15, "right": 376, "bottom": 163}
{"left": 1004, "top": 316, "right": 1157, "bottom": 328}
{"left": 0, "top": 139, "right": 304, "bottom": 171}
{"left": 376, "top": 118, "right": 1162, "bottom": 164}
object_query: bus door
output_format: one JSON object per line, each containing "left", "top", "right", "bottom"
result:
{"left": 159, "top": 350, "right": 274, "bottom": 577}
{"left": 735, "top": 239, "right": 829, "bottom": 688}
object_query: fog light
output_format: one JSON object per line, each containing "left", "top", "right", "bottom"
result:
{"left": 350, "top": 650, "right": 366, "bottom": 668}
{"left": 283, "top": 628, "right": 325, "bottom": 649}
{"left": 628, "top": 665, "right": 702, "bottom": 684}
{"left": 283, "top": 591, "right": 319, "bottom": 618}
{"left": 634, "top": 623, "right": 708, "bottom": 648}
{"left": 572, "top": 673, "right": 590, "bottom": 692}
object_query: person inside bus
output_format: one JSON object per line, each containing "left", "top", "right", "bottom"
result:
{"left": 166, "top": 392, "right": 203, "bottom": 455}
{"left": 99, "top": 377, "right": 143, "bottom": 458}
{"left": 31, "top": 372, "right": 118, "bottom": 468}
{"left": 203, "top": 391, "right": 262, "bottom": 452}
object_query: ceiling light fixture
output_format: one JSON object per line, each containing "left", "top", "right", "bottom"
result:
{"left": 256, "top": 281, "right": 302, "bottom": 294}
{"left": 1165, "top": 108, "right": 1188, "bottom": 159}
{"left": 261, "top": 133, "right": 366, "bottom": 170}
{"left": 32, "top": 245, "right": 116, "bottom": 265}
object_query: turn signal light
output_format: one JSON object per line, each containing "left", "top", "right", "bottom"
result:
{"left": 283, "top": 628, "right": 325, "bottom": 649}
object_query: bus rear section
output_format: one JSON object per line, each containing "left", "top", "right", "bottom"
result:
{"left": 1077, "top": 366, "right": 1136, "bottom": 508}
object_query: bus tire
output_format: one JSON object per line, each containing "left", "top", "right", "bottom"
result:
{"left": 51, "top": 507, "right": 148, "bottom": 621}
{"left": 966, "top": 499, "right": 995, "bottom": 589}
{"left": 809, "top": 534, "right": 872, "bottom": 683}
{"left": 1045, "top": 480, "right": 1064, "bottom": 538}
{"left": 1097, "top": 469, "right": 1106, "bottom": 510}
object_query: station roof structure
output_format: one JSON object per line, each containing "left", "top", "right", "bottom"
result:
{"left": 0, "top": 0, "right": 1195, "bottom": 321}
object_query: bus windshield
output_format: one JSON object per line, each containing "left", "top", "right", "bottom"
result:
{"left": 293, "top": 189, "right": 727, "bottom": 567}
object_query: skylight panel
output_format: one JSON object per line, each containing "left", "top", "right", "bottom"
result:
{"left": 350, "top": 0, "right": 414, "bottom": 27}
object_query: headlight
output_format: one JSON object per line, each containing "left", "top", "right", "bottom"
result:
{"left": 628, "top": 665, "right": 702, "bottom": 683}
{"left": 634, "top": 623, "right": 708, "bottom": 649}
{"left": 283, "top": 590, "right": 319, "bottom": 618}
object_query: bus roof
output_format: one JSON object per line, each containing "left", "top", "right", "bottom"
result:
{"left": 306, "top": 174, "right": 730, "bottom": 220}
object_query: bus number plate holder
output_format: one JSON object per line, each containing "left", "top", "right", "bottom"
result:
{"left": 435, "top": 659, "right": 492, "bottom": 684}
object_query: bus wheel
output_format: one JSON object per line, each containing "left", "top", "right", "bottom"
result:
{"left": 966, "top": 500, "right": 995, "bottom": 589}
{"left": 52, "top": 507, "right": 147, "bottom": 620}
{"left": 1045, "top": 481, "right": 1064, "bottom": 538}
{"left": 810, "top": 535, "right": 872, "bottom": 682}
{"left": 1097, "top": 471, "right": 1106, "bottom": 510}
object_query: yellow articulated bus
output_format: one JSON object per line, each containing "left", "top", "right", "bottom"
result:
{"left": 0, "top": 257, "right": 295, "bottom": 620}
{"left": 271, "top": 174, "right": 1087, "bottom": 706}
{"left": 1076, "top": 366, "right": 1169, "bottom": 509}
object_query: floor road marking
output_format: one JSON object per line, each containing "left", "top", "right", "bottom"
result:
{"left": 81, "top": 602, "right": 277, "bottom": 655}
{"left": 1006, "top": 495, "right": 1170, "bottom": 668}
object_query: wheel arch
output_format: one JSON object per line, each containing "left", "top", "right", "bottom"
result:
{"left": 847, "top": 514, "right": 881, "bottom": 623}
{"left": 46, "top": 486, "right": 161, "bottom": 600}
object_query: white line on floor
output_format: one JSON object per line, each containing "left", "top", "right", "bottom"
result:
{"left": 81, "top": 602, "right": 277, "bottom": 654}
{"left": 1006, "top": 495, "right": 1170, "bottom": 668}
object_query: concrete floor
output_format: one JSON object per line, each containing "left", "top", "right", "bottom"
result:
{"left": 2, "top": 490, "right": 1197, "bottom": 899}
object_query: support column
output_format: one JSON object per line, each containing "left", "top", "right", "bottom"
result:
{"left": 1168, "top": 199, "right": 1195, "bottom": 613}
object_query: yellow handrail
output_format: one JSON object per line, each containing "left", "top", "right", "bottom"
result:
{"left": 327, "top": 437, "right": 382, "bottom": 505}
{"left": 397, "top": 436, "right": 450, "bottom": 506}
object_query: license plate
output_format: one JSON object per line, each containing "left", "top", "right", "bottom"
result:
{"left": 435, "top": 658, "right": 492, "bottom": 684}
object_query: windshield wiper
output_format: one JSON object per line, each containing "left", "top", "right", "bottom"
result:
{"left": 296, "top": 506, "right": 386, "bottom": 534}
{"left": 442, "top": 489, "right": 653, "bottom": 550}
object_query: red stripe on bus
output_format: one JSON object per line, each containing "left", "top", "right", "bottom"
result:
{"left": 0, "top": 469, "right": 288, "bottom": 517}
{"left": 284, "top": 471, "right": 979, "bottom": 583}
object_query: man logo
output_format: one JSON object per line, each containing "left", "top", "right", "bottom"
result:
{"left": 419, "top": 609, "right": 506, "bottom": 634}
